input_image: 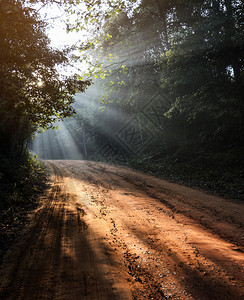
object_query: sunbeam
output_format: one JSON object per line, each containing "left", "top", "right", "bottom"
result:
{"left": 32, "top": 122, "right": 84, "bottom": 160}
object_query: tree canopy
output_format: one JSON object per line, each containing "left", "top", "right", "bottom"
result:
{"left": 75, "top": 0, "right": 244, "bottom": 152}
{"left": 0, "top": 0, "right": 90, "bottom": 156}
{"left": 1, "top": 0, "right": 243, "bottom": 158}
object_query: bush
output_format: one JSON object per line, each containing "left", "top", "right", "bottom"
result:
{"left": 0, "top": 151, "right": 48, "bottom": 260}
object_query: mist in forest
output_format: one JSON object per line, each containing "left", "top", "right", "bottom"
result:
{"left": 31, "top": 84, "right": 134, "bottom": 160}
{"left": 31, "top": 0, "right": 243, "bottom": 169}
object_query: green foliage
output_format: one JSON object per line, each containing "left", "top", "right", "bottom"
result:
{"left": 0, "top": 152, "right": 47, "bottom": 205}
{"left": 0, "top": 0, "right": 90, "bottom": 157}
{"left": 160, "top": 0, "right": 244, "bottom": 145}
{"left": 83, "top": 0, "right": 244, "bottom": 148}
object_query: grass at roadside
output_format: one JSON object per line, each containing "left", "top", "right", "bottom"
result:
{"left": 0, "top": 152, "right": 48, "bottom": 261}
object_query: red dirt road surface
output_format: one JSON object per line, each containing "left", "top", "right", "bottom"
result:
{"left": 0, "top": 160, "right": 243, "bottom": 299}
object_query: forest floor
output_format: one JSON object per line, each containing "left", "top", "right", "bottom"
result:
{"left": 0, "top": 160, "right": 243, "bottom": 299}
{"left": 127, "top": 147, "right": 244, "bottom": 201}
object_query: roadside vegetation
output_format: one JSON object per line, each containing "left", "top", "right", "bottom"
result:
{"left": 0, "top": 152, "right": 48, "bottom": 261}
{"left": 128, "top": 147, "right": 244, "bottom": 201}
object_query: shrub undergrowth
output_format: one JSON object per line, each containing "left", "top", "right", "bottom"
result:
{"left": 0, "top": 151, "right": 48, "bottom": 260}
{"left": 127, "top": 146, "right": 244, "bottom": 201}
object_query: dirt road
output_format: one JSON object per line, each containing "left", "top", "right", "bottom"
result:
{"left": 0, "top": 160, "right": 243, "bottom": 299}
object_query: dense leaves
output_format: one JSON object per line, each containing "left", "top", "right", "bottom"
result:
{"left": 0, "top": 0, "right": 90, "bottom": 157}
{"left": 161, "top": 0, "right": 244, "bottom": 147}
{"left": 78, "top": 0, "right": 244, "bottom": 150}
